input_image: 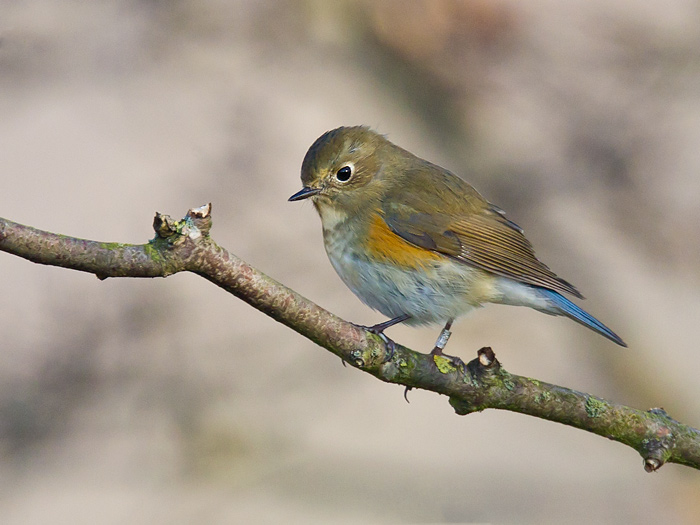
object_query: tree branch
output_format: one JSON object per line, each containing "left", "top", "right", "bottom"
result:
{"left": 1, "top": 205, "right": 698, "bottom": 472}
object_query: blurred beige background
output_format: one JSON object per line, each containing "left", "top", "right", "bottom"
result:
{"left": 1, "top": 1, "right": 700, "bottom": 523}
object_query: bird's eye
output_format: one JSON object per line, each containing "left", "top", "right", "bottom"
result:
{"left": 335, "top": 165, "right": 353, "bottom": 182}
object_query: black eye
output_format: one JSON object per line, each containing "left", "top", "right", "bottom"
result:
{"left": 335, "top": 165, "right": 353, "bottom": 182}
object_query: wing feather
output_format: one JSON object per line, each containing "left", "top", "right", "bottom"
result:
{"left": 383, "top": 200, "right": 582, "bottom": 298}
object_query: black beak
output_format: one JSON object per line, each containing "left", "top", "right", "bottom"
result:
{"left": 288, "top": 186, "right": 321, "bottom": 202}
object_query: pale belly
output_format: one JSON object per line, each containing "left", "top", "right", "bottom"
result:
{"left": 323, "top": 226, "right": 498, "bottom": 326}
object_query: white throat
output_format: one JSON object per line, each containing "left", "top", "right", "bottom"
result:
{"left": 316, "top": 201, "right": 349, "bottom": 231}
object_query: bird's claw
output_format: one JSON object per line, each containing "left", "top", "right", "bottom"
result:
{"left": 354, "top": 322, "right": 399, "bottom": 362}
{"left": 430, "top": 347, "right": 466, "bottom": 372}
{"left": 376, "top": 331, "right": 397, "bottom": 361}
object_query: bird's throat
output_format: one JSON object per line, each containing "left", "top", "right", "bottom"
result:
{"left": 316, "top": 201, "right": 350, "bottom": 231}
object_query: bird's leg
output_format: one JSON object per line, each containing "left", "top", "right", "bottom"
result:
{"left": 355, "top": 314, "right": 410, "bottom": 361}
{"left": 429, "top": 319, "right": 464, "bottom": 369}
{"left": 430, "top": 319, "right": 453, "bottom": 355}
{"left": 363, "top": 314, "right": 411, "bottom": 334}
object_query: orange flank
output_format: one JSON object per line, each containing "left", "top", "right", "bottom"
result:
{"left": 366, "top": 214, "right": 442, "bottom": 269}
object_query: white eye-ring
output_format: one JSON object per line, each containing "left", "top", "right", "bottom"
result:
{"left": 335, "top": 163, "right": 354, "bottom": 183}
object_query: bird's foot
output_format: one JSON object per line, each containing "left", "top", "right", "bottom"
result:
{"left": 355, "top": 323, "right": 397, "bottom": 361}
{"left": 430, "top": 346, "right": 465, "bottom": 371}
{"left": 354, "top": 315, "right": 409, "bottom": 362}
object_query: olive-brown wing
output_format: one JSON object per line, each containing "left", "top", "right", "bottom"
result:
{"left": 382, "top": 203, "right": 582, "bottom": 298}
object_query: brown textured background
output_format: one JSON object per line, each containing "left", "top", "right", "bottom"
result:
{"left": 1, "top": 1, "right": 699, "bottom": 523}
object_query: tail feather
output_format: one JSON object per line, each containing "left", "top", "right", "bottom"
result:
{"left": 539, "top": 289, "right": 627, "bottom": 347}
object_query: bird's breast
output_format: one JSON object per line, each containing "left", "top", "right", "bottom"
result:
{"left": 320, "top": 212, "right": 499, "bottom": 324}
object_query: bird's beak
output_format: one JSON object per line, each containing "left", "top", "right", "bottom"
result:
{"left": 288, "top": 186, "right": 321, "bottom": 201}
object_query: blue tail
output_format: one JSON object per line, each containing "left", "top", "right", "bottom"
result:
{"left": 539, "top": 289, "right": 626, "bottom": 347}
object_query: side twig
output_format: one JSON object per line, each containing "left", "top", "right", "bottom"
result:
{"left": 1, "top": 205, "right": 698, "bottom": 472}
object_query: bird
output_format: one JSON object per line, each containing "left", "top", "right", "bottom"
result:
{"left": 289, "top": 126, "right": 626, "bottom": 360}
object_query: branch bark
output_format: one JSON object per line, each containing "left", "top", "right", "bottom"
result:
{"left": 1, "top": 205, "right": 699, "bottom": 472}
